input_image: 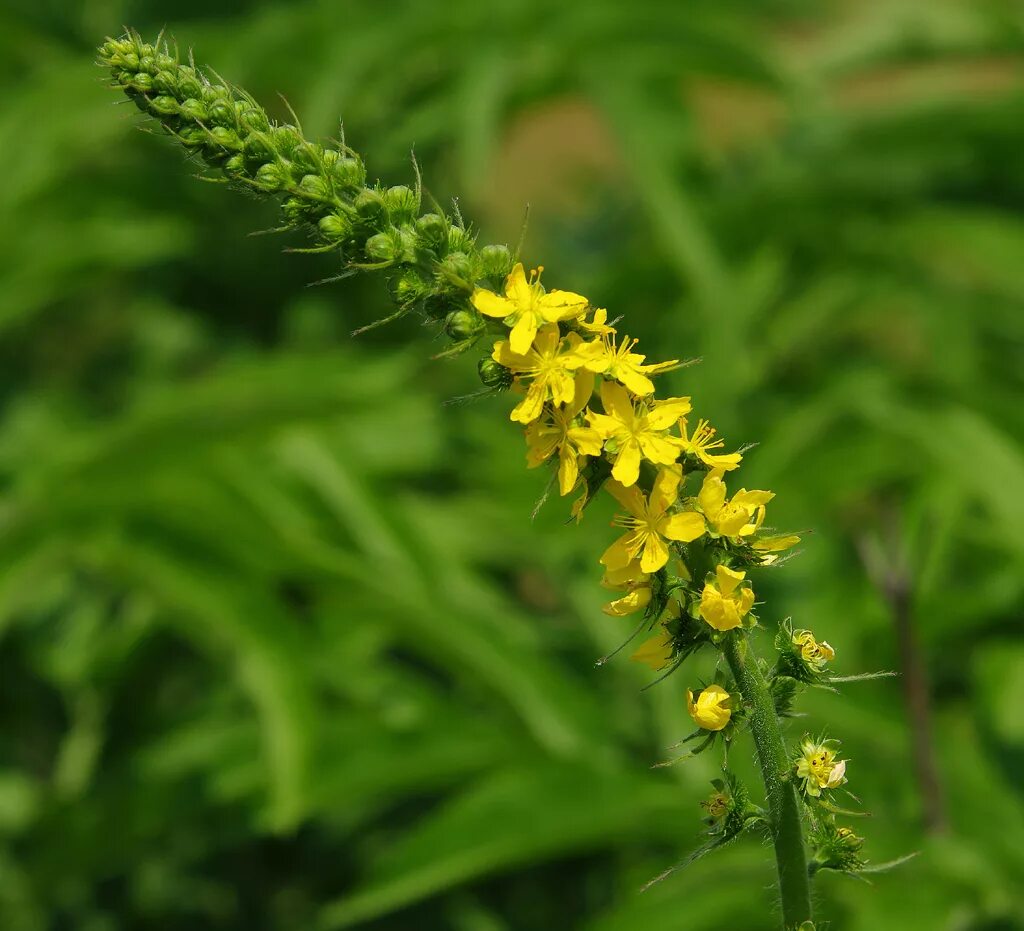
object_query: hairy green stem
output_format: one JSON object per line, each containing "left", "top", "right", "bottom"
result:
{"left": 723, "top": 632, "right": 812, "bottom": 928}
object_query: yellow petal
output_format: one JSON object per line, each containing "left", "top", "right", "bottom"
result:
{"left": 698, "top": 471, "right": 727, "bottom": 520}
{"left": 644, "top": 397, "right": 692, "bottom": 430}
{"left": 752, "top": 534, "right": 801, "bottom": 553}
{"left": 661, "top": 511, "right": 706, "bottom": 543}
{"left": 505, "top": 262, "right": 531, "bottom": 305}
{"left": 611, "top": 440, "right": 642, "bottom": 487}
{"left": 568, "top": 425, "right": 604, "bottom": 458}
{"left": 570, "top": 369, "right": 596, "bottom": 415}
{"left": 631, "top": 628, "right": 673, "bottom": 670}
{"left": 602, "top": 587, "right": 651, "bottom": 617}
{"left": 509, "top": 312, "right": 539, "bottom": 355}
{"left": 639, "top": 533, "right": 670, "bottom": 573}
{"left": 651, "top": 465, "right": 681, "bottom": 509}
{"left": 601, "top": 560, "right": 648, "bottom": 588}
{"left": 538, "top": 289, "right": 588, "bottom": 320}
{"left": 615, "top": 367, "right": 656, "bottom": 396}
{"left": 599, "top": 380, "right": 635, "bottom": 425}
{"left": 637, "top": 433, "right": 682, "bottom": 467}
{"left": 600, "top": 532, "right": 636, "bottom": 570}
{"left": 715, "top": 564, "right": 746, "bottom": 596}
{"left": 557, "top": 447, "right": 578, "bottom": 496}
{"left": 604, "top": 479, "right": 647, "bottom": 518}
{"left": 510, "top": 383, "right": 547, "bottom": 424}
{"left": 473, "top": 288, "right": 516, "bottom": 319}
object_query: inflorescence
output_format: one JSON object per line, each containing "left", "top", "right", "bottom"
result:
{"left": 99, "top": 31, "right": 902, "bottom": 922}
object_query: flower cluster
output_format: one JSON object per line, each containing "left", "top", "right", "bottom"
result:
{"left": 99, "top": 31, "right": 891, "bottom": 922}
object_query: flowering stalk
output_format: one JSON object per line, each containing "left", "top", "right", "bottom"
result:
{"left": 98, "top": 32, "right": 905, "bottom": 930}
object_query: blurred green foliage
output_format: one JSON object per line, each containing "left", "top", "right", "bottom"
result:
{"left": 2, "top": 0, "right": 1024, "bottom": 928}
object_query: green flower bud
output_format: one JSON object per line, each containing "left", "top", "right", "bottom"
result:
{"left": 148, "top": 95, "right": 179, "bottom": 117}
{"left": 391, "top": 270, "right": 429, "bottom": 307}
{"left": 209, "top": 126, "right": 242, "bottom": 151}
{"left": 179, "top": 98, "right": 208, "bottom": 122}
{"left": 131, "top": 73, "right": 154, "bottom": 93}
{"left": 365, "top": 230, "right": 403, "bottom": 263}
{"left": 447, "top": 226, "right": 475, "bottom": 255}
{"left": 480, "top": 243, "right": 513, "bottom": 281}
{"left": 331, "top": 156, "right": 365, "bottom": 189}
{"left": 238, "top": 104, "right": 269, "bottom": 132}
{"left": 223, "top": 154, "right": 247, "bottom": 176}
{"left": 354, "top": 189, "right": 387, "bottom": 224}
{"left": 437, "top": 251, "right": 475, "bottom": 291}
{"left": 415, "top": 212, "right": 448, "bottom": 251}
{"left": 272, "top": 126, "right": 303, "bottom": 158}
{"left": 178, "top": 126, "right": 207, "bottom": 148}
{"left": 177, "top": 72, "right": 203, "bottom": 101}
{"left": 153, "top": 70, "right": 178, "bottom": 95}
{"left": 318, "top": 212, "right": 353, "bottom": 243}
{"left": 208, "top": 99, "right": 236, "bottom": 127}
{"left": 120, "top": 50, "right": 140, "bottom": 71}
{"left": 138, "top": 54, "right": 157, "bottom": 74}
{"left": 298, "top": 174, "right": 332, "bottom": 200}
{"left": 478, "top": 357, "right": 512, "bottom": 390}
{"left": 445, "top": 309, "right": 484, "bottom": 342}
{"left": 243, "top": 132, "right": 275, "bottom": 164}
{"left": 255, "top": 162, "right": 287, "bottom": 192}
{"left": 383, "top": 184, "right": 419, "bottom": 223}
{"left": 291, "top": 143, "right": 326, "bottom": 175}
{"left": 282, "top": 195, "right": 314, "bottom": 225}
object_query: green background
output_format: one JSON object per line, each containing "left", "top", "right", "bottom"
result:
{"left": 2, "top": 0, "right": 1023, "bottom": 928}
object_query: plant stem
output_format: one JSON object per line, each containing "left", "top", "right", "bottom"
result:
{"left": 723, "top": 632, "right": 812, "bottom": 929}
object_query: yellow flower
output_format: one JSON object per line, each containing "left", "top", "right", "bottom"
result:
{"left": 493, "top": 324, "right": 585, "bottom": 424}
{"left": 792, "top": 629, "right": 835, "bottom": 670}
{"left": 678, "top": 417, "right": 742, "bottom": 471}
{"left": 524, "top": 370, "right": 602, "bottom": 494}
{"left": 574, "top": 306, "right": 616, "bottom": 336}
{"left": 699, "top": 564, "right": 755, "bottom": 631}
{"left": 473, "top": 262, "right": 588, "bottom": 355}
{"left": 577, "top": 330, "right": 677, "bottom": 396}
{"left": 701, "top": 790, "right": 730, "bottom": 821}
{"left": 601, "top": 560, "right": 651, "bottom": 616}
{"left": 600, "top": 468, "right": 706, "bottom": 573}
{"left": 795, "top": 738, "right": 848, "bottom": 797}
{"left": 697, "top": 469, "right": 774, "bottom": 539}
{"left": 752, "top": 534, "right": 801, "bottom": 554}
{"left": 587, "top": 381, "right": 691, "bottom": 487}
{"left": 687, "top": 684, "right": 733, "bottom": 731}
{"left": 630, "top": 625, "right": 673, "bottom": 670}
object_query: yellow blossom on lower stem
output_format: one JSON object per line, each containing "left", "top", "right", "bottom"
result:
{"left": 524, "top": 370, "right": 603, "bottom": 494}
{"left": 687, "top": 684, "right": 733, "bottom": 731}
{"left": 792, "top": 629, "right": 836, "bottom": 670}
{"left": 576, "top": 330, "right": 677, "bottom": 396}
{"left": 699, "top": 564, "right": 755, "bottom": 631}
{"left": 601, "top": 560, "right": 651, "bottom": 616}
{"left": 697, "top": 469, "right": 774, "bottom": 539}
{"left": 678, "top": 417, "right": 742, "bottom": 471}
{"left": 795, "top": 738, "right": 848, "bottom": 797}
{"left": 493, "top": 324, "right": 584, "bottom": 424}
{"left": 587, "top": 381, "right": 691, "bottom": 487}
{"left": 630, "top": 624, "right": 673, "bottom": 670}
{"left": 600, "top": 468, "right": 706, "bottom": 573}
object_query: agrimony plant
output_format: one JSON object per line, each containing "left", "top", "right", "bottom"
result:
{"left": 98, "top": 31, "right": 908, "bottom": 929}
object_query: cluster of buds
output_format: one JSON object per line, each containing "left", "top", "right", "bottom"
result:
{"left": 99, "top": 31, "right": 900, "bottom": 922}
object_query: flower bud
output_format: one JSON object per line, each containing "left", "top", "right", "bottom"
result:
{"left": 272, "top": 126, "right": 303, "bottom": 158}
{"left": 131, "top": 73, "right": 154, "bottom": 93}
{"left": 365, "top": 230, "right": 403, "bottom": 263}
{"left": 445, "top": 309, "right": 484, "bottom": 342}
{"left": 391, "top": 270, "right": 429, "bottom": 307}
{"left": 478, "top": 358, "right": 512, "bottom": 390}
{"left": 383, "top": 184, "right": 418, "bottom": 223}
{"left": 177, "top": 126, "right": 207, "bottom": 148}
{"left": 447, "top": 226, "right": 475, "bottom": 255}
{"left": 318, "top": 212, "right": 352, "bottom": 243}
{"left": 238, "top": 104, "right": 269, "bottom": 132}
{"left": 480, "top": 243, "right": 513, "bottom": 281}
{"left": 177, "top": 72, "right": 203, "bottom": 101}
{"left": 179, "top": 98, "right": 208, "bottom": 122}
{"left": 331, "top": 156, "right": 365, "bottom": 189}
{"left": 153, "top": 70, "right": 178, "bottom": 95}
{"left": 298, "top": 174, "right": 332, "bottom": 200}
{"left": 209, "top": 126, "right": 242, "bottom": 151}
{"left": 138, "top": 54, "right": 157, "bottom": 74}
{"left": 437, "top": 251, "right": 475, "bottom": 290}
{"left": 354, "top": 189, "right": 387, "bottom": 224}
{"left": 254, "top": 162, "right": 287, "bottom": 192}
{"left": 148, "top": 95, "right": 179, "bottom": 116}
{"left": 207, "top": 98, "right": 236, "bottom": 127}
{"left": 415, "top": 212, "right": 448, "bottom": 252}
{"left": 291, "top": 143, "right": 326, "bottom": 175}
{"left": 223, "top": 154, "right": 247, "bottom": 176}
{"left": 243, "top": 132, "right": 275, "bottom": 164}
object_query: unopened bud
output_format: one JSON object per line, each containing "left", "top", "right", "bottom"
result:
{"left": 415, "top": 212, "right": 448, "bottom": 251}
{"left": 478, "top": 358, "right": 513, "bottom": 390}
{"left": 445, "top": 309, "right": 484, "bottom": 342}
{"left": 383, "top": 184, "right": 418, "bottom": 223}
{"left": 179, "top": 98, "right": 208, "bottom": 122}
{"left": 480, "top": 243, "right": 513, "bottom": 281}
{"left": 318, "top": 212, "right": 352, "bottom": 243}
{"left": 254, "top": 162, "right": 286, "bottom": 192}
